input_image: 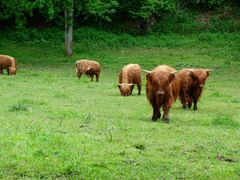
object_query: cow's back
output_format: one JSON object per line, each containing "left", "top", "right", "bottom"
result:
{"left": 153, "top": 65, "right": 176, "bottom": 73}
{"left": 76, "top": 59, "right": 100, "bottom": 73}
{"left": 0, "top": 55, "right": 15, "bottom": 68}
{"left": 120, "top": 64, "right": 141, "bottom": 84}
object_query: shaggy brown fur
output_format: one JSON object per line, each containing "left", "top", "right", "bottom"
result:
{"left": 177, "top": 69, "right": 211, "bottom": 110}
{"left": 146, "top": 65, "right": 179, "bottom": 122}
{"left": 0, "top": 54, "right": 17, "bottom": 75}
{"left": 152, "top": 64, "right": 176, "bottom": 72}
{"left": 118, "top": 64, "right": 142, "bottom": 96}
{"left": 75, "top": 60, "right": 101, "bottom": 82}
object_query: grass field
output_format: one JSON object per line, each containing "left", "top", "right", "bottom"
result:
{"left": 0, "top": 32, "right": 240, "bottom": 179}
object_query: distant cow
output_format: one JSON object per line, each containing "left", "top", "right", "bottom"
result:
{"left": 0, "top": 54, "right": 17, "bottom": 75}
{"left": 177, "top": 69, "right": 212, "bottom": 110}
{"left": 145, "top": 65, "right": 179, "bottom": 122}
{"left": 75, "top": 60, "right": 101, "bottom": 82}
{"left": 118, "top": 64, "right": 142, "bottom": 96}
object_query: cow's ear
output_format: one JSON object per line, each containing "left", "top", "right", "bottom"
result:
{"left": 146, "top": 73, "right": 152, "bottom": 81}
{"left": 189, "top": 70, "right": 197, "bottom": 80}
{"left": 205, "top": 69, "right": 212, "bottom": 77}
{"left": 169, "top": 71, "right": 176, "bottom": 82}
{"left": 87, "top": 66, "right": 93, "bottom": 71}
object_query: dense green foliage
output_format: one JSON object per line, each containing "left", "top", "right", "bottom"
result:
{"left": 0, "top": 31, "right": 240, "bottom": 178}
{"left": 0, "top": 0, "right": 239, "bottom": 33}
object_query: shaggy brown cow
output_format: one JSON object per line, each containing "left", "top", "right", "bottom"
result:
{"left": 177, "top": 69, "right": 212, "bottom": 110}
{"left": 118, "top": 64, "right": 142, "bottom": 96}
{"left": 146, "top": 65, "right": 179, "bottom": 122}
{"left": 0, "top": 54, "right": 17, "bottom": 75}
{"left": 75, "top": 60, "right": 101, "bottom": 82}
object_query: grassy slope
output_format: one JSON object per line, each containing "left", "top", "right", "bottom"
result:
{"left": 0, "top": 32, "right": 240, "bottom": 179}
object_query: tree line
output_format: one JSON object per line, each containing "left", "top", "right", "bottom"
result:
{"left": 0, "top": 0, "right": 238, "bottom": 29}
{"left": 0, "top": 0, "right": 239, "bottom": 56}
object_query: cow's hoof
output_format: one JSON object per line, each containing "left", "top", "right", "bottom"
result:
{"left": 164, "top": 119, "right": 170, "bottom": 123}
{"left": 152, "top": 116, "right": 158, "bottom": 121}
{"left": 157, "top": 112, "right": 161, "bottom": 119}
{"left": 162, "top": 115, "right": 170, "bottom": 123}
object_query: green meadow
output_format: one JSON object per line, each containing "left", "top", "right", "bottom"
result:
{"left": 0, "top": 31, "right": 240, "bottom": 179}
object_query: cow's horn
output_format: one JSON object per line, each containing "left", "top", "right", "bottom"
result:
{"left": 123, "top": 83, "right": 134, "bottom": 86}
{"left": 185, "top": 69, "right": 194, "bottom": 75}
{"left": 142, "top": 69, "right": 151, "bottom": 73}
{"left": 205, "top": 69, "right": 213, "bottom": 72}
{"left": 118, "top": 83, "right": 134, "bottom": 86}
{"left": 186, "top": 69, "right": 194, "bottom": 72}
{"left": 170, "top": 71, "right": 177, "bottom": 75}
{"left": 87, "top": 67, "right": 91, "bottom": 71}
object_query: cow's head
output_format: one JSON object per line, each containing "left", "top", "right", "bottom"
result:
{"left": 146, "top": 70, "right": 176, "bottom": 96}
{"left": 86, "top": 66, "right": 94, "bottom": 75}
{"left": 118, "top": 83, "right": 134, "bottom": 96}
{"left": 9, "top": 67, "right": 17, "bottom": 75}
{"left": 189, "top": 69, "right": 212, "bottom": 88}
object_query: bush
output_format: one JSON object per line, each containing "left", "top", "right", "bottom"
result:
{"left": 0, "top": 28, "right": 63, "bottom": 45}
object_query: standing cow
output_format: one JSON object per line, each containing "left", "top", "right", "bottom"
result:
{"left": 118, "top": 64, "right": 142, "bottom": 96}
{"left": 75, "top": 60, "right": 101, "bottom": 82}
{"left": 0, "top": 54, "right": 17, "bottom": 75}
{"left": 177, "top": 69, "right": 212, "bottom": 110}
{"left": 145, "top": 65, "right": 179, "bottom": 122}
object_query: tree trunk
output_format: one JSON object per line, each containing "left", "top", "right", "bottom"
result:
{"left": 64, "top": 0, "right": 73, "bottom": 56}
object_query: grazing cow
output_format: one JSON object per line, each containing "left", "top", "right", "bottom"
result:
{"left": 118, "top": 64, "right": 142, "bottom": 96}
{"left": 75, "top": 60, "right": 101, "bottom": 82}
{"left": 145, "top": 65, "right": 179, "bottom": 122}
{"left": 177, "top": 69, "right": 212, "bottom": 110}
{"left": 0, "top": 54, "right": 17, "bottom": 75}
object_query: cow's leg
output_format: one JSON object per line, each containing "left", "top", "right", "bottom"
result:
{"left": 7, "top": 68, "right": 10, "bottom": 75}
{"left": 137, "top": 83, "right": 141, "bottom": 95}
{"left": 0, "top": 69, "right": 3, "bottom": 74}
{"left": 150, "top": 97, "right": 159, "bottom": 121}
{"left": 162, "top": 99, "right": 173, "bottom": 123}
{"left": 130, "top": 85, "right": 134, "bottom": 95}
{"left": 193, "top": 101, "right": 198, "bottom": 111}
{"left": 157, "top": 111, "right": 161, "bottom": 119}
{"left": 182, "top": 99, "right": 187, "bottom": 109}
{"left": 188, "top": 103, "right": 192, "bottom": 109}
{"left": 193, "top": 95, "right": 198, "bottom": 111}
{"left": 187, "top": 98, "right": 193, "bottom": 109}
{"left": 184, "top": 95, "right": 192, "bottom": 109}
{"left": 152, "top": 106, "right": 160, "bottom": 121}
{"left": 193, "top": 88, "right": 202, "bottom": 111}
{"left": 182, "top": 90, "right": 190, "bottom": 109}
{"left": 155, "top": 97, "right": 162, "bottom": 120}
{"left": 90, "top": 75, "right": 94, "bottom": 81}
{"left": 77, "top": 72, "right": 82, "bottom": 79}
{"left": 96, "top": 73, "right": 99, "bottom": 82}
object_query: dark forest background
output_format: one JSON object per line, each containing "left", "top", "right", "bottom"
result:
{"left": 0, "top": 0, "right": 239, "bottom": 35}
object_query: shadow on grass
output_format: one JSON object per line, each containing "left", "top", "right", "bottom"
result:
{"left": 9, "top": 102, "right": 29, "bottom": 112}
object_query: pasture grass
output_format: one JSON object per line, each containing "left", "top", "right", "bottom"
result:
{"left": 0, "top": 31, "right": 240, "bottom": 179}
